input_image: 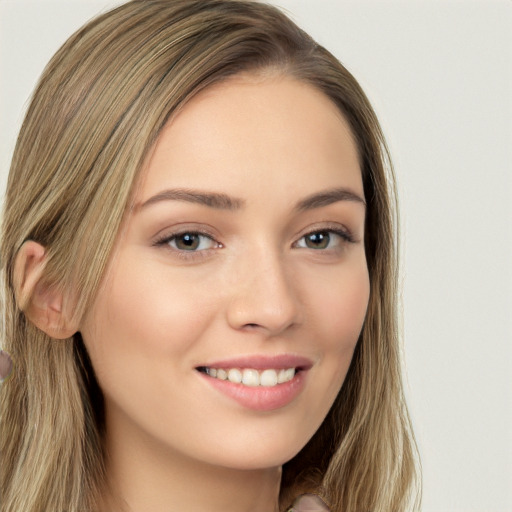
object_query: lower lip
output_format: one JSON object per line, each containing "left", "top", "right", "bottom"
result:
{"left": 198, "top": 370, "right": 307, "bottom": 411}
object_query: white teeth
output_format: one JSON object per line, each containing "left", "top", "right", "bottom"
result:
{"left": 227, "top": 368, "right": 242, "bottom": 384}
{"left": 277, "top": 369, "right": 288, "bottom": 384}
{"left": 284, "top": 368, "right": 295, "bottom": 381}
{"left": 260, "top": 369, "right": 278, "bottom": 387}
{"left": 204, "top": 367, "right": 296, "bottom": 386}
{"left": 216, "top": 369, "right": 228, "bottom": 380}
{"left": 242, "top": 369, "right": 260, "bottom": 387}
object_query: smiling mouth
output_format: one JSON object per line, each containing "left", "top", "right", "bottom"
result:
{"left": 196, "top": 367, "right": 299, "bottom": 387}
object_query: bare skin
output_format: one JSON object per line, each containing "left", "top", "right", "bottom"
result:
{"left": 80, "top": 74, "right": 368, "bottom": 512}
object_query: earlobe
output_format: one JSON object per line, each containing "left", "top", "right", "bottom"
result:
{"left": 13, "top": 241, "right": 78, "bottom": 339}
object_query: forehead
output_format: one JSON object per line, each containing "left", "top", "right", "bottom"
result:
{"left": 137, "top": 74, "right": 362, "bottom": 204}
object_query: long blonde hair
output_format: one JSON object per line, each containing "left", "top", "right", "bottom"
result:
{"left": 0, "top": 1, "right": 420, "bottom": 511}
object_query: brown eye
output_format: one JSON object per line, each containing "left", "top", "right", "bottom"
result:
{"left": 166, "top": 232, "right": 217, "bottom": 251}
{"left": 294, "top": 229, "right": 353, "bottom": 251}
{"left": 304, "top": 232, "right": 330, "bottom": 249}
{"left": 174, "top": 233, "right": 200, "bottom": 250}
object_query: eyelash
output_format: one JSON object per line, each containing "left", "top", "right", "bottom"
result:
{"left": 153, "top": 230, "right": 221, "bottom": 261}
{"left": 293, "top": 227, "right": 356, "bottom": 249}
{"left": 153, "top": 226, "right": 356, "bottom": 260}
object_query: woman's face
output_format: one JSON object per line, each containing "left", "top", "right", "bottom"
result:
{"left": 81, "top": 74, "right": 369, "bottom": 470}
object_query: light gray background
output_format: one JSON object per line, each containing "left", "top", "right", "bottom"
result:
{"left": 1, "top": 1, "right": 511, "bottom": 511}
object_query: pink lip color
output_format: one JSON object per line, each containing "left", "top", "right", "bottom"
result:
{"left": 200, "top": 354, "right": 313, "bottom": 371}
{"left": 196, "top": 354, "right": 312, "bottom": 411}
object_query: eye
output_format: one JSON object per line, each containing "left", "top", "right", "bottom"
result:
{"left": 294, "top": 229, "right": 353, "bottom": 250}
{"left": 157, "top": 231, "right": 219, "bottom": 252}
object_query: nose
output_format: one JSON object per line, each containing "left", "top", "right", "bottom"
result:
{"left": 225, "top": 249, "right": 302, "bottom": 336}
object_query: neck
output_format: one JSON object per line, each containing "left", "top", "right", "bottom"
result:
{"left": 98, "top": 412, "right": 282, "bottom": 512}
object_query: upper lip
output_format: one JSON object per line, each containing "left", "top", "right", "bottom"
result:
{"left": 196, "top": 354, "right": 314, "bottom": 371}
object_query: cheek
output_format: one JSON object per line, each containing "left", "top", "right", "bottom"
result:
{"left": 319, "top": 261, "right": 369, "bottom": 385}
{"left": 301, "top": 256, "right": 369, "bottom": 370}
{"left": 307, "top": 259, "right": 370, "bottom": 354}
{"left": 80, "top": 254, "right": 218, "bottom": 380}
{"left": 286, "top": 260, "right": 369, "bottom": 443}
{"left": 328, "top": 278, "right": 369, "bottom": 354}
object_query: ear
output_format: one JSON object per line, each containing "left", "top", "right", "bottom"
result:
{"left": 13, "top": 241, "right": 78, "bottom": 339}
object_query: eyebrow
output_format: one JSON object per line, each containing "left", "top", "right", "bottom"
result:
{"left": 138, "top": 189, "right": 245, "bottom": 211}
{"left": 137, "top": 186, "right": 365, "bottom": 212}
{"left": 294, "top": 187, "right": 366, "bottom": 211}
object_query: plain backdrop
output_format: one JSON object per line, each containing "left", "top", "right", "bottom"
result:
{"left": 1, "top": 1, "right": 511, "bottom": 511}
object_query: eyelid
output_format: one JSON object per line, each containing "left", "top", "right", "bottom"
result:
{"left": 152, "top": 228, "right": 223, "bottom": 260}
{"left": 153, "top": 229, "right": 221, "bottom": 247}
{"left": 293, "top": 223, "right": 357, "bottom": 247}
{"left": 152, "top": 222, "right": 219, "bottom": 245}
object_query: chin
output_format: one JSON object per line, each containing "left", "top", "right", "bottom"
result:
{"left": 197, "top": 429, "right": 315, "bottom": 471}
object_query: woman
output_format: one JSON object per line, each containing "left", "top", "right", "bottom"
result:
{"left": 0, "top": 1, "right": 420, "bottom": 511}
